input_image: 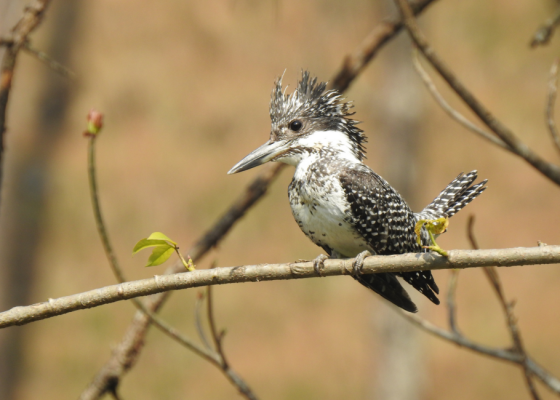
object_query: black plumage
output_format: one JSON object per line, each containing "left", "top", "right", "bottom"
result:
{"left": 338, "top": 163, "right": 441, "bottom": 310}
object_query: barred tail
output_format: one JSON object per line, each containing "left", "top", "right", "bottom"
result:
{"left": 419, "top": 170, "right": 488, "bottom": 220}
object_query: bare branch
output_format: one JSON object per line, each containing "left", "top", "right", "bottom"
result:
{"left": 446, "top": 269, "right": 460, "bottom": 335}
{"left": 395, "top": 0, "right": 560, "bottom": 186}
{"left": 134, "top": 300, "right": 217, "bottom": 363}
{"left": 500, "top": 292, "right": 541, "bottom": 400}
{"left": 468, "top": 219, "right": 541, "bottom": 399}
{"left": 195, "top": 292, "right": 213, "bottom": 351}
{"left": 411, "top": 50, "right": 509, "bottom": 150}
{"left": 206, "top": 286, "right": 225, "bottom": 365}
{"left": 144, "top": 289, "right": 260, "bottom": 400}
{"left": 205, "top": 285, "right": 259, "bottom": 400}
{"left": 530, "top": 5, "right": 560, "bottom": 48}
{"left": 1, "top": 245, "right": 558, "bottom": 330}
{"left": 547, "top": 59, "right": 560, "bottom": 155}
{"left": 329, "top": 0, "right": 437, "bottom": 92}
{"left": 0, "top": 0, "right": 53, "bottom": 209}
{"left": 466, "top": 215, "right": 479, "bottom": 250}
{"left": 398, "top": 309, "right": 560, "bottom": 395}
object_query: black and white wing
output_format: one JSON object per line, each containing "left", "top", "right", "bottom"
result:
{"left": 338, "top": 163, "right": 440, "bottom": 309}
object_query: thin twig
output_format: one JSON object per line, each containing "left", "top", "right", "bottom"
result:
{"left": 87, "top": 136, "right": 126, "bottom": 283}
{"left": 206, "top": 285, "right": 259, "bottom": 400}
{"left": 412, "top": 50, "right": 509, "bottom": 150}
{"left": 329, "top": 0, "right": 437, "bottom": 92}
{"left": 79, "top": 163, "right": 285, "bottom": 400}
{"left": 547, "top": 59, "right": 560, "bottom": 155}
{"left": 504, "top": 296, "right": 541, "bottom": 400}
{"left": 468, "top": 218, "right": 541, "bottom": 399}
{"left": 446, "top": 269, "right": 460, "bottom": 335}
{"left": 2, "top": 245, "right": 560, "bottom": 330}
{"left": 466, "top": 215, "right": 479, "bottom": 250}
{"left": 195, "top": 292, "right": 212, "bottom": 351}
{"left": 395, "top": 0, "right": 560, "bottom": 186}
{"left": 23, "top": 41, "right": 75, "bottom": 79}
{"left": 85, "top": 132, "right": 266, "bottom": 399}
{"left": 206, "top": 285, "right": 225, "bottom": 365}
{"left": 531, "top": 5, "right": 560, "bottom": 48}
{"left": 138, "top": 300, "right": 217, "bottom": 362}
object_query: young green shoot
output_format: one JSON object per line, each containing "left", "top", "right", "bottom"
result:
{"left": 133, "top": 232, "right": 195, "bottom": 271}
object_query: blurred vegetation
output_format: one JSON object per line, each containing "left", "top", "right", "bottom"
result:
{"left": 0, "top": 0, "right": 559, "bottom": 399}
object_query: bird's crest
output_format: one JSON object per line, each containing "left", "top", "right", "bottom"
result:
{"left": 269, "top": 70, "right": 367, "bottom": 160}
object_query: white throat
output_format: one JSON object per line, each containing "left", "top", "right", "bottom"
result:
{"left": 278, "top": 130, "right": 361, "bottom": 167}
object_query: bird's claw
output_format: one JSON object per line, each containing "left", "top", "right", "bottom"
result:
{"left": 313, "top": 254, "right": 329, "bottom": 277}
{"left": 415, "top": 217, "right": 449, "bottom": 258}
{"left": 352, "top": 250, "right": 372, "bottom": 277}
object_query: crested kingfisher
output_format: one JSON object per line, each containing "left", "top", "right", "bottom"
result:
{"left": 228, "top": 71, "right": 487, "bottom": 312}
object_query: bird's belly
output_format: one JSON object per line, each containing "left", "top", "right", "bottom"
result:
{"left": 289, "top": 190, "right": 371, "bottom": 258}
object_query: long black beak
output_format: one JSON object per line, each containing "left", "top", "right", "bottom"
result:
{"left": 228, "top": 140, "right": 288, "bottom": 174}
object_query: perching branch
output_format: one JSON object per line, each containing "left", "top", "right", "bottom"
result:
{"left": 395, "top": 0, "right": 560, "bottom": 186}
{"left": 2, "top": 245, "right": 559, "bottom": 330}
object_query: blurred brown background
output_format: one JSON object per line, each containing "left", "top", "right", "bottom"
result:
{"left": 0, "top": 0, "right": 559, "bottom": 399}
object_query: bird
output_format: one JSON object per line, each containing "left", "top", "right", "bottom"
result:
{"left": 228, "top": 71, "right": 487, "bottom": 313}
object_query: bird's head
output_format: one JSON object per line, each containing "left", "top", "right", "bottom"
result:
{"left": 228, "top": 71, "right": 366, "bottom": 174}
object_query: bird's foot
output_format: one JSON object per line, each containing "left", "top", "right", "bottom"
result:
{"left": 313, "top": 254, "right": 329, "bottom": 277}
{"left": 352, "top": 250, "right": 373, "bottom": 277}
{"left": 415, "top": 216, "right": 449, "bottom": 258}
{"left": 414, "top": 216, "right": 449, "bottom": 244}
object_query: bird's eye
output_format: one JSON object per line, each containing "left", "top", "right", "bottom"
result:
{"left": 289, "top": 120, "right": 303, "bottom": 132}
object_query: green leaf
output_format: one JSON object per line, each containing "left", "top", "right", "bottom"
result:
{"left": 132, "top": 238, "right": 170, "bottom": 254}
{"left": 147, "top": 232, "right": 177, "bottom": 245}
{"left": 146, "top": 245, "right": 175, "bottom": 267}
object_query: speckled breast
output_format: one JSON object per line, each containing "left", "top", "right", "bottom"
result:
{"left": 288, "top": 158, "right": 372, "bottom": 258}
